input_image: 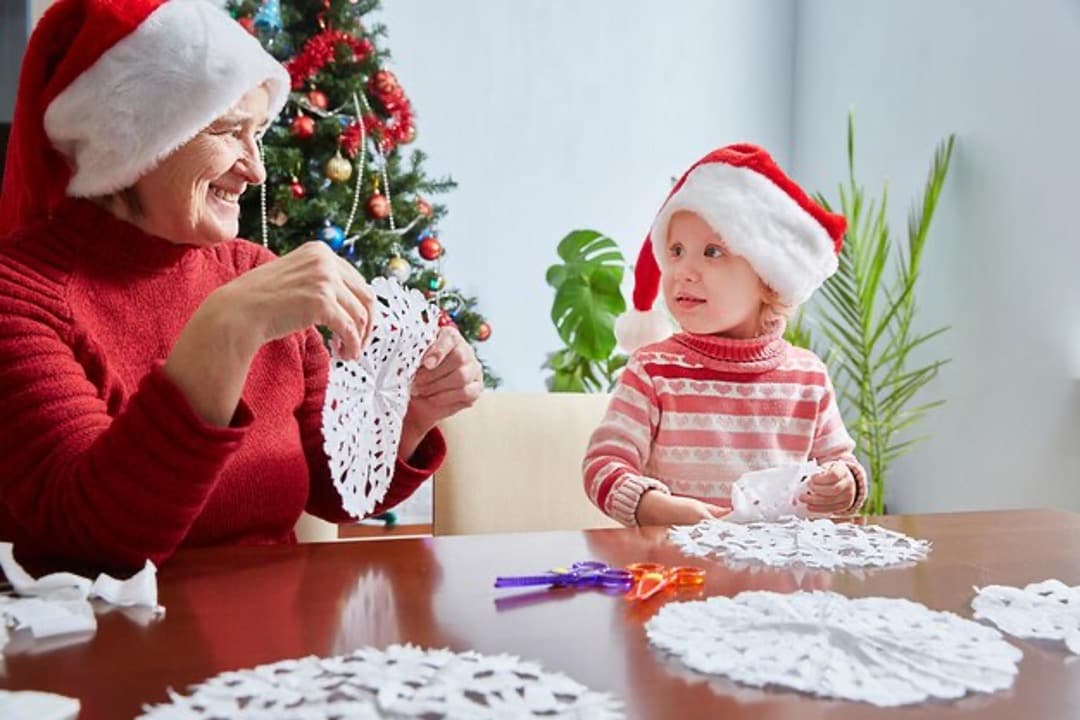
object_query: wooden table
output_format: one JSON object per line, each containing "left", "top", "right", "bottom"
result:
{"left": 3, "top": 509, "right": 1080, "bottom": 719}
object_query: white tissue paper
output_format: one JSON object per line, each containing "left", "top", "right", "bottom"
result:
{"left": 726, "top": 461, "right": 819, "bottom": 523}
{"left": 0, "top": 689, "right": 80, "bottom": 720}
{"left": 0, "top": 543, "right": 162, "bottom": 650}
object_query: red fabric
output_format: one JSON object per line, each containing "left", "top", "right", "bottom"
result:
{"left": 0, "top": 0, "right": 167, "bottom": 235}
{"left": 631, "top": 143, "right": 847, "bottom": 312}
{"left": 0, "top": 199, "right": 443, "bottom": 573}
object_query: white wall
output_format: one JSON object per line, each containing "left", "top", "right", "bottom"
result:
{"left": 791, "top": 0, "right": 1080, "bottom": 513}
{"left": 377, "top": 0, "right": 797, "bottom": 390}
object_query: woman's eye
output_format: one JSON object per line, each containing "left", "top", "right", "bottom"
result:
{"left": 705, "top": 245, "right": 725, "bottom": 258}
{"left": 669, "top": 244, "right": 684, "bottom": 258}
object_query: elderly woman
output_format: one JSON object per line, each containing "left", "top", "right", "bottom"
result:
{"left": 0, "top": 0, "right": 482, "bottom": 571}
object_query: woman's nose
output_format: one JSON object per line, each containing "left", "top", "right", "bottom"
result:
{"left": 236, "top": 136, "right": 267, "bottom": 185}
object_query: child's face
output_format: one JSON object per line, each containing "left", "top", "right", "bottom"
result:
{"left": 661, "top": 211, "right": 765, "bottom": 338}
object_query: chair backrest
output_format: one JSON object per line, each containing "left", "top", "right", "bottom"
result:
{"left": 294, "top": 511, "right": 340, "bottom": 543}
{"left": 433, "top": 391, "right": 620, "bottom": 535}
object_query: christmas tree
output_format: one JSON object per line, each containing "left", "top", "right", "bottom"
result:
{"left": 228, "top": 0, "right": 497, "bottom": 386}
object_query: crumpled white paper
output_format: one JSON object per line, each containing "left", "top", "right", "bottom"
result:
{"left": 726, "top": 461, "right": 819, "bottom": 523}
{"left": 0, "top": 542, "right": 162, "bottom": 646}
{"left": 972, "top": 579, "right": 1080, "bottom": 653}
{"left": 137, "top": 643, "right": 624, "bottom": 719}
{"left": 669, "top": 517, "right": 931, "bottom": 570}
{"left": 323, "top": 277, "right": 440, "bottom": 518}
{"left": 646, "top": 591, "right": 1022, "bottom": 707}
{"left": 0, "top": 689, "right": 80, "bottom": 720}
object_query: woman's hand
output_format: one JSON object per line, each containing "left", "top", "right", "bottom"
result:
{"left": 635, "top": 490, "right": 728, "bottom": 527}
{"left": 801, "top": 461, "right": 857, "bottom": 516}
{"left": 165, "top": 242, "right": 375, "bottom": 426}
{"left": 399, "top": 326, "right": 484, "bottom": 460}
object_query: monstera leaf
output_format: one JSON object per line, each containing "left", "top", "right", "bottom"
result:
{"left": 547, "top": 230, "right": 626, "bottom": 361}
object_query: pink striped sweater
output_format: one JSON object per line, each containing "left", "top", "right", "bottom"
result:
{"left": 583, "top": 331, "right": 867, "bottom": 526}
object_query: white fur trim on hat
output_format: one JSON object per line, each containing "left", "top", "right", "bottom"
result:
{"left": 650, "top": 163, "right": 838, "bottom": 306}
{"left": 615, "top": 306, "right": 673, "bottom": 354}
{"left": 44, "top": 0, "right": 290, "bottom": 197}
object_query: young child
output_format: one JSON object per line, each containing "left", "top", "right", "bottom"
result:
{"left": 583, "top": 144, "right": 867, "bottom": 527}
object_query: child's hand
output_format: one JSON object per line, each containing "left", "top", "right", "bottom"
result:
{"left": 801, "top": 462, "right": 856, "bottom": 515}
{"left": 635, "top": 491, "right": 728, "bottom": 527}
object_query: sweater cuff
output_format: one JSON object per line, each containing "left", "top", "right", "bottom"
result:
{"left": 396, "top": 427, "right": 446, "bottom": 484}
{"left": 607, "top": 475, "right": 671, "bottom": 527}
{"left": 846, "top": 461, "right": 868, "bottom": 513}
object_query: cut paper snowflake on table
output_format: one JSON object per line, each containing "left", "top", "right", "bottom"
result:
{"left": 645, "top": 591, "right": 1021, "bottom": 707}
{"left": 137, "top": 644, "right": 624, "bottom": 719}
{"left": 669, "top": 517, "right": 931, "bottom": 570}
{"left": 322, "top": 278, "right": 439, "bottom": 518}
{"left": 972, "top": 579, "right": 1080, "bottom": 653}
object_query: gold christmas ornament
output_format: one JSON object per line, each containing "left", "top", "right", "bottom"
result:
{"left": 325, "top": 153, "right": 353, "bottom": 183}
{"left": 385, "top": 256, "right": 411, "bottom": 282}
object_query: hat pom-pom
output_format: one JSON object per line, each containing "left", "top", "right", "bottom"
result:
{"left": 615, "top": 307, "right": 672, "bottom": 354}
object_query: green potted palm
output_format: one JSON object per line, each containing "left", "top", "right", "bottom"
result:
{"left": 785, "top": 114, "right": 955, "bottom": 514}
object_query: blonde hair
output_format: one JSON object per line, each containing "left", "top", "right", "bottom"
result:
{"left": 759, "top": 282, "right": 794, "bottom": 336}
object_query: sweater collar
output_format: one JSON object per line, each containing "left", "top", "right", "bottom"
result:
{"left": 53, "top": 198, "right": 205, "bottom": 272}
{"left": 670, "top": 328, "right": 789, "bottom": 373}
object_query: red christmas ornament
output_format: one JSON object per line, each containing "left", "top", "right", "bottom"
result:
{"left": 476, "top": 322, "right": 492, "bottom": 342}
{"left": 237, "top": 16, "right": 255, "bottom": 34}
{"left": 290, "top": 115, "right": 315, "bottom": 140}
{"left": 416, "top": 198, "right": 432, "bottom": 217}
{"left": 372, "top": 69, "right": 399, "bottom": 95}
{"left": 401, "top": 123, "right": 416, "bottom": 144}
{"left": 307, "top": 89, "right": 328, "bottom": 110}
{"left": 357, "top": 38, "right": 374, "bottom": 56}
{"left": 418, "top": 237, "right": 442, "bottom": 261}
{"left": 289, "top": 180, "right": 306, "bottom": 199}
{"left": 438, "top": 311, "right": 456, "bottom": 328}
{"left": 367, "top": 194, "right": 390, "bottom": 220}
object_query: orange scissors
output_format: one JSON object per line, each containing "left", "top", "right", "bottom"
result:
{"left": 625, "top": 562, "right": 706, "bottom": 601}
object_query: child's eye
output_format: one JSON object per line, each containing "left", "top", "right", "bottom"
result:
{"left": 704, "top": 245, "right": 725, "bottom": 258}
{"left": 668, "top": 244, "right": 684, "bottom": 258}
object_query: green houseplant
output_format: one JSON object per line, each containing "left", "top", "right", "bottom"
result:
{"left": 543, "top": 230, "right": 628, "bottom": 392}
{"left": 786, "top": 114, "right": 955, "bottom": 514}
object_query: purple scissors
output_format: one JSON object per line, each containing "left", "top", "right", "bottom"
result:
{"left": 494, "top": 561, "right": 633, "bottom": 590}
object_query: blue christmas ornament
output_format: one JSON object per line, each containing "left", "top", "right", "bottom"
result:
{"left": 319, "top": 223, "right": 346, "bottom": 251}
{"left": 254, "top": 0, "right": 283, "bottom": 32}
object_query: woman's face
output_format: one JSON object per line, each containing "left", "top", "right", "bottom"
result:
{"left": 128, "top": 85, "right": 271, "bottom": 246}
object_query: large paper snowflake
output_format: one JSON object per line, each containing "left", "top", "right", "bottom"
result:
{"left": 137, "top": 644, "right": 624, "bottom": 719}
{"left": 669, "top": 517, "right": 931, "bottom": 570}
{"left": 322, "top": 278, "right": 439, "bottom": 518}
{"left": 972, "top": 579, "right": 1080, "bottom": 653}
{"left": 646, "top": 591, "right": 1021, "bottom": 707}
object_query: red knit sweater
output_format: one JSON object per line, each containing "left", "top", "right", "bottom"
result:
{"left": 0, "top": 199, "right": 444, "bottom": 572}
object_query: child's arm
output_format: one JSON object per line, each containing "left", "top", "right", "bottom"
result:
{"left": 582, "top": 356, "right": 672, "bottom": 526}
{"left": 807, "top": 372, "right": 868, "bottom": 514}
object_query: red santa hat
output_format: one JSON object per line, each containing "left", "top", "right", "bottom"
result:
{"left": 0, "top": 0, "right": 290, "bottom": 236}
{"left": 615, "top": 143, "right": 848, "bottom": 352}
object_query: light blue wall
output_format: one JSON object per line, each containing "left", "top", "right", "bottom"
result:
{"left": 377, "top": 0, "right": 798, "bottom": 390}
{"left": 791, "top": 0, "right": 1080, "bottom": 512}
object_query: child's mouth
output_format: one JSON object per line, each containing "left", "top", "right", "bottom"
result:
{"left": 675, "top": 294, "right": 706, "bottom": 309}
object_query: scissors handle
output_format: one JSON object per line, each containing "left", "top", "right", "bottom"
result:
{"left": 494, "top": 573, "right": 565, "bottom": 588}
{"left": 625, "top": 563, "right": 706, "bottom": 600}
